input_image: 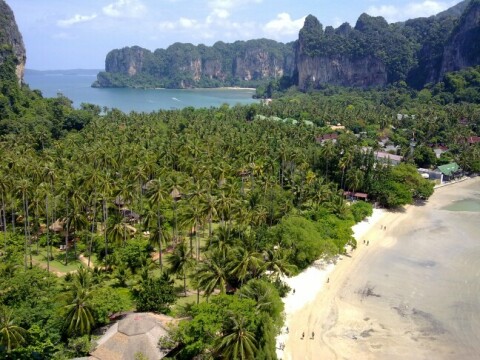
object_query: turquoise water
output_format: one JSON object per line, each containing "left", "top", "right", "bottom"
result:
{"left": 443, "top": 198, "right": 480, "bottom": 212}
{"left": 24, "top": 70, "right": 258, "bottom": 113}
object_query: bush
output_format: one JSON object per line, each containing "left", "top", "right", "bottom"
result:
{"left": 133, "top": 273, "right": 176, "bottom": 313}
{"left": 350, "top": 201, "right": 373, "bottom": 222}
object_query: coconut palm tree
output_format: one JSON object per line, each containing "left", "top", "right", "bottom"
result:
{"left": 194, "top": 248, "right": 230, "bottom": 300}
{"left": 167, "top": 239, "right": 192, "bottom": 297}
{"left": 0, "top": 307, "right": 26, "bottom": 353}
{"left": 214, "top": 313, "right": 257, "bottom": 360}
{"left": 262, "top": 248, "right": 296, "bottom": 280}
{"left": 147, "top": 178, "right": 168, "bottom": 270}
{"left": 63, "top": 285, "right": 95, "bottom": 336}
{"left": 16, "top": 178, "right": 31, "bottom": 270}
{"left": 229, "top": 247, "right": 263, "bottom": 285}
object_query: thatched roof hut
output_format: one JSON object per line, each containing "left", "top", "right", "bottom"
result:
{"left": 89, "top": 313, "right": 176, "bottom": 360}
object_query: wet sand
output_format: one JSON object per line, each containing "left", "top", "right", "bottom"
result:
{"left": 284, "top": 177, "right": 480, "bottom": 360}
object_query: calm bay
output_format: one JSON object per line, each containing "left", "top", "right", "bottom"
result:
{"left": 24, "top": 69, "right": 259, "bottom": 113}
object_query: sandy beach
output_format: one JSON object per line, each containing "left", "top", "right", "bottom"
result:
{"left": 278, "top": 177, "right": 480, "bottom": 360}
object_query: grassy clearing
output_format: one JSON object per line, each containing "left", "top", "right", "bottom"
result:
{"left": 31, "top": 246, "right": 84, "bottom": 273}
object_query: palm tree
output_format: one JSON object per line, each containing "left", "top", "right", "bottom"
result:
{"left": 214, "top": 314, "right": 258, "bottom": 360}
{"left": 0, "top": 307, "right": 26, "bottom": 353}
{"left": 262, "top": 248, "right": 296, "bottom": 280}
{"left": 167, "top": 239, "right": 192, "bottom": 297}
{"left": 229, "top": 247, "right": 263, "bottom": 285}
{"left": 63, "top": 285, "right": 95, "bottom": 336}
{"left": 194, "top": 249, "right": 229, "bottom": 299}
{"left": 16, "top": 178, "right": 31, "bottom": 270}
{"left": 147, "top": 178, "right": 167, "bottom": 271}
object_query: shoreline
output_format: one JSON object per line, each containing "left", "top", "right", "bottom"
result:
{"left": 276, "top": 176, "right": 480, "bottom": 359}
{"left": 275, "top": 208, "right": 387, "bottom": 358}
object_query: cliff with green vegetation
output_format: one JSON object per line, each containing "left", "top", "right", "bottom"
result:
{"left": 296, "top": 1, "right": 480, "bottom": 90}
{"left": 93, "top": 39, "right": 295, "bottom": 89}
{"left": 0, "top": 0, "right": 26, "bottom": 84}
{"left": 95, "top": 0, "right": 480, "bottom": 90}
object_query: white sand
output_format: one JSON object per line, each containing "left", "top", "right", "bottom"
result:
{"left": 276, "top": 208, "right": 385, "bottom": 358}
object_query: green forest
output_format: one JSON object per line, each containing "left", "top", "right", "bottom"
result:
{"left": 1, "top": 39, "right": 480, "bottom": 359}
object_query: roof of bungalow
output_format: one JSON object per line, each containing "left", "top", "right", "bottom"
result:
{"left": 467, "top": 136, "right": 480, "bottom": 144}
{"left": 374, "top": 151, "right": 403, "bottom": 162}
{"left": 343, "top": 191, "right": 368, "bottom": 199}
{"left": 89, "top": 313, "right": 176, "bottom": 360}
{"left": 315, "top": 133, "right": 338, "bottom": 143}
{"left": 437, "top": 162, "right": 460, "bottom": 176}
{"left": 120, "top": 209, "right": 140, "bottom": 221}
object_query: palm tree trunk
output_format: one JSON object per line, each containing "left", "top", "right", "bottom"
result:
{"left": 45, "top": 195, "right": 50, "bottom": 273}
{"left": 11, "top": 198, "right": 15, "bottom": 234}
{"left": 157, "top": 209, "right": 163, "bottom": 271}
{"left": 26, "top": 198, "right": 32, "bottom": 269}
{"left": 183, "top": 272, "right": 187, "bottom": 297}
{"left": 65, "top": 197, "right": 69, "bottom": 266}
{"left": 2, "top": 193, "right": 7, "bottom": 260}
{"left": 173, "top": 201, "right": 177, "bottom": 245}
{"left": 196, "top": 218, "right": 200, "bottom": 304}
{"left": 35, "top": 203, "right": 40, "bottom": 254}
{"left": 22, "top": 192, "right": 28, "bottom": 270}
{"left": 88, "top": 201, "right": 96, "bottom": 268}
{"left": 103, "top": 199, "right": 108, "bottom": 266}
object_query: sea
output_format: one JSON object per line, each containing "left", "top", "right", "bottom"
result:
{"left": 24, "top": 69, "right": 259, "bottom": 113}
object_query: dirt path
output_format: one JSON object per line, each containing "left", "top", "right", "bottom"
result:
{"left": 79, "top": 253, "right": 95, "bottom": 268}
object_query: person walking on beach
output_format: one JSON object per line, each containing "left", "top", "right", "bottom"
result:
{"left": 311, "top": 331, "right": 315, "bottom": 340}
{"left": 301, "top": 332, "right": 304, "bottom": 339}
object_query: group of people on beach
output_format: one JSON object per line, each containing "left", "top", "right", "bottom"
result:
{"left": 300, "top": 331, "right": 315, "bottom": 340}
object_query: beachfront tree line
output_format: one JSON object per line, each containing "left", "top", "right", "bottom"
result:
{"left": 1, "top": 70, "right": 479, "bottom": 359}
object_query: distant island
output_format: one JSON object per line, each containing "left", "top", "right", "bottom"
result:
{"left": 93, "top": 0, "right": 480, "bottom": 90}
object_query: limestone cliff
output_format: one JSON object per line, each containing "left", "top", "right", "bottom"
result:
{"left": 439, "top": 0, "right": 480, "bottom": 78}
{"left": 295, "top": 15, "right": 388, "bottom": 89}
{"left": 296, "top": 54, "right": 387, "bottom": 89}
{"left": 95, "top": 1, "right": 480, "bottom": 90}
{"left": 94, "top": 39, "right": 294, "bottom": 88}
{"left": 0, "top": 0, "right": 26, "bottom": 84}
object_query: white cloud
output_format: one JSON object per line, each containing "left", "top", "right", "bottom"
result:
{"left": 263, "top": 13, "right": 306, "bottom": 39}
{"left": 367, "top": 1, "right": 456, "bottom": 22}
{"left": 57, "top": 13, "right": 97, "bottom": 27}
{"left": 157, "top": 21, "right": 176, "bottom": 31}
{"left": 206, "top": 0, "right": 263, "bottom": 20}
{"left": 103, "top": 0, "right": 146, "bottom": 18}
{"left": 179, "top": 17, "right": 199, "bottom": 29}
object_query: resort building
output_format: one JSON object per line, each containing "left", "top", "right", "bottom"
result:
{"left": 374, "top": 151, "right": 403, "bottom": 166}
{"left": 436, "top": 162, "right": 461, "bottom": 183}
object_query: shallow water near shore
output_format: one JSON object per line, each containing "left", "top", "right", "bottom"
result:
{"left": 442, "top": 198, "right": 480, "bottom": 212}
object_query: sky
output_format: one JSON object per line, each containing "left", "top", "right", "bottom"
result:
{"left": 7, "top": 0, "right": 462, "bottom": 70}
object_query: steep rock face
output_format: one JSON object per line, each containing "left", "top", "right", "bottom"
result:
{"left": 440, "top": 0, "right": 480, "bottom": 78}
{"left": 202, "top": 59, "right": 225, "bottom": 80}
{"left": 295, "top": 14, "right": 388, "bottom": 89}
{"left": 296, "top": 54, "right": 387, "bottom": 89}
{"left": 234, "top": 48, "right": 285, "bottom": 81}
{"left": 105, "top": 46, "right": 151, "bottom": 76}
{"left": 0, "top": 0, "right": 26, "bottom": 84}
{"left": 94, "top": 39, "right": 295, "bottom": 88}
